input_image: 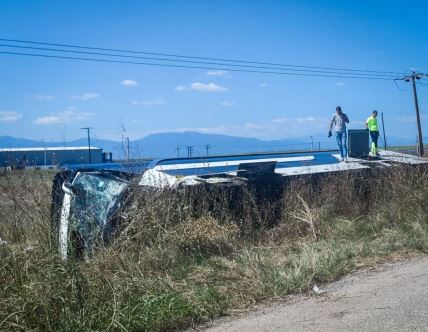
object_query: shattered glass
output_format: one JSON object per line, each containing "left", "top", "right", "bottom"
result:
{"left": 69, "top": 172, "right": 127, "bottom": 250}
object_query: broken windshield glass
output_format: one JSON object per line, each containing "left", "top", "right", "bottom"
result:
{"left": 69, "top": 172, "right": 128, "bottom": 250}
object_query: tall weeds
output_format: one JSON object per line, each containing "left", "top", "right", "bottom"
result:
{"left": 1, "top": 166, "right": 428, "bottom": 331}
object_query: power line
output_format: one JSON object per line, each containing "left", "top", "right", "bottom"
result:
{"left": 0, "top": 50, "right": 398, "bottom": 80}
{"left": 0, "top": 37, "right": 407, "bottom": 76}
{"left": 0, "top": 43, "right": 399, "bottom": 78}
{"left": 393, "top": 79, "right": 406, "bottom": 91}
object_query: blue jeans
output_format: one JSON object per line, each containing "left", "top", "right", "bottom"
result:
{"left": 335, "top": 131, "right": 347, "bottom": 158}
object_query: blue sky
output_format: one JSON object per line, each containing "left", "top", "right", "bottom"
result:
{"left": 0, "top": 0, "right": 427, "bottom": 142}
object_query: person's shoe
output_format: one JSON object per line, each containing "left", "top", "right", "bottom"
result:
{"left": 375, "top": 152, "right": 380, "bottom": 157}
{"left": 340, "top": 157, "right": 344, "bottom": 162}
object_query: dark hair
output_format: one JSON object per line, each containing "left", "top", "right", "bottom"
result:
{"left": 373, "top": 110, "right": 378, "bottom": 114}
{"left": 336, "top": 106, "right": 342, "bottom": 112}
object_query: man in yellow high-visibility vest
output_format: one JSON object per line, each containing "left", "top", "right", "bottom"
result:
{"left": 366, "top": 110, "right": 380, "bottom": 156}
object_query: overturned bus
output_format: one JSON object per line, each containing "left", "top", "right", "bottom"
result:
{"left": 51, "top": 149, "right": 428, "bottom": 260}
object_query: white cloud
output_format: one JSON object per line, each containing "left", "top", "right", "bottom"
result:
{"left": 350, "top": 120, "right": 365, "bottom": 126}
{"left": 175, "top": 82, "right": 228, "bottom": 92}
{"left": 191, "top": 82, "right": 227, "bottom": 92}
{"left": 120, "top": 79, "right": 138, "bottom": 87}
{"left": 394, "top": 115, "right": 427, "bottom": 122}
{"left": 244, "top": 122, "right": 264, "bottom": 129}
{"left": 33, "top": 116, "right": 62, "bottom": 125}
{"left": 132, "top": 99, "right": 165, "bottom": 108}
{"left": 0, "top": 111, "right": 23, "bottom": 122}
{"left": 175, "top": 85, "right": 189, "bottom": 91}
{"left": 296, "top": 116, "right": 316, "bottom": 123}
{"left": 335, "top": 82, "right": 345, "bottom": 86}
{"left": 35, "top": 94, "right": 55, "bottom": 101}
{"left": 69, "top": 92, "right": 100, "bottom": 100}
{"left": 206, "top": 70, "right": 230, "bottom": 77}
{"left": 259, "top": 83, "right": 268, "bottom": 88}
{"left": 220, "top": 101, "right": 236, "bottom": 107}
{"left": 193, "top": 82, "right": 228, "bottom": 92}
{"left": 271, "top": 118, "right": 289, "bottom": 123}
{"left": 33, "top": 107, "right": 93, "bottom": 125}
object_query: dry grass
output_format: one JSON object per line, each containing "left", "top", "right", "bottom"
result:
{"left": 166, "top": 216, "right": 239, "bottom": 256}
{"left": 1, "top": 166, "right": 428, "bottom": 331}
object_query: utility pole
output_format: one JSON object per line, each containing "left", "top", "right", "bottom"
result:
{"left": 175, "top": 145, "right": 180, "bottom": 158}
{"left": 318, "top": 141, "right": 321, "bottom": 151}
{"left": 80, "top": 127, "right": 93, "bottom": 163}
{"left": 126, "top": 137, "right": 130, "bottom": 161}
{"left": 381, "top": 112, "right": 387, "bottom": 150}
{"left": 121, "top": 135, "right": 130, "bottom": 161}
{"left": 187, "top": 146, "right": 193, "bottom": 158}
{"left": 205, "top": 144, "right": 211, "bottom": 156}
{"left": 310, "top": 136, "right": 314, "bottom": 151}
{"left": 401, "top": 72, "right": 426, "bottom": 157}
{"left": 41, "top": 138, "right": 47, "bottom": 166}
{"left": 411, "top": 73, "right": 424, "bottom": 156}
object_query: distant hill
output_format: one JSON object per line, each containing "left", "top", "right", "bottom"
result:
{"left": 0, "top": 132, "right": 416, "bottom": 159}
{"left": 131, "top": 132, "right": 314, "bottom": 158}
{"left": 0, "top": 136, "right": 44, "bottom": 148}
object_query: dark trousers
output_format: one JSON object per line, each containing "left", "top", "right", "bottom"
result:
{"left": 370, "top": 131, "right": 379, "bottom": 148}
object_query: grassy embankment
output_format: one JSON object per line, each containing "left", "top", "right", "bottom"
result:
{"left": 1, "top": 166, "right": 428, "bottom": 331}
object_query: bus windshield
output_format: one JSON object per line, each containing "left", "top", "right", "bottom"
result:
{"left": 70, "top": 172, "right": 128, "bottom": 248}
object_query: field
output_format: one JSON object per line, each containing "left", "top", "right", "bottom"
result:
{"left": 1, "top": 166, "right": 428, "bottom": 331}
{"left": 387, "top": 144, "right": 428, "bottom": 155}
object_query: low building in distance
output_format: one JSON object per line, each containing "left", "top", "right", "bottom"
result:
{"left": 0, "top": 146, "right": 105, "bottom": 168}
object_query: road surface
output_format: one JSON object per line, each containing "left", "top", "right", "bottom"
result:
{"left": 202, "top": 256, "right": 428, "bottom": 332}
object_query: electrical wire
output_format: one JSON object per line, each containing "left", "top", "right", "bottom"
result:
{"left": 0, "top": 37, "right": 407, "bottom": 76}
{"left": 393, "top": 79, "right": 406, "bottom": 91}
{"left": 0, "top": 44, "right": 399, "bottom": 78}
{"left": 0, "top": 50, "right": 398, "bottom": 80}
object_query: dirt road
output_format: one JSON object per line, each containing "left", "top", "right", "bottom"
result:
{"left": 203, "top": 256, "right": 428, "bottom": 332}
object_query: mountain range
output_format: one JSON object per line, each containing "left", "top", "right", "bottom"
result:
{"left": 0, "top": 132, "right": 416, "bottom": 159}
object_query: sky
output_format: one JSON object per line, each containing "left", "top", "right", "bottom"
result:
{"left": 0, "top": 0, "right": 427, "bottom": 143}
